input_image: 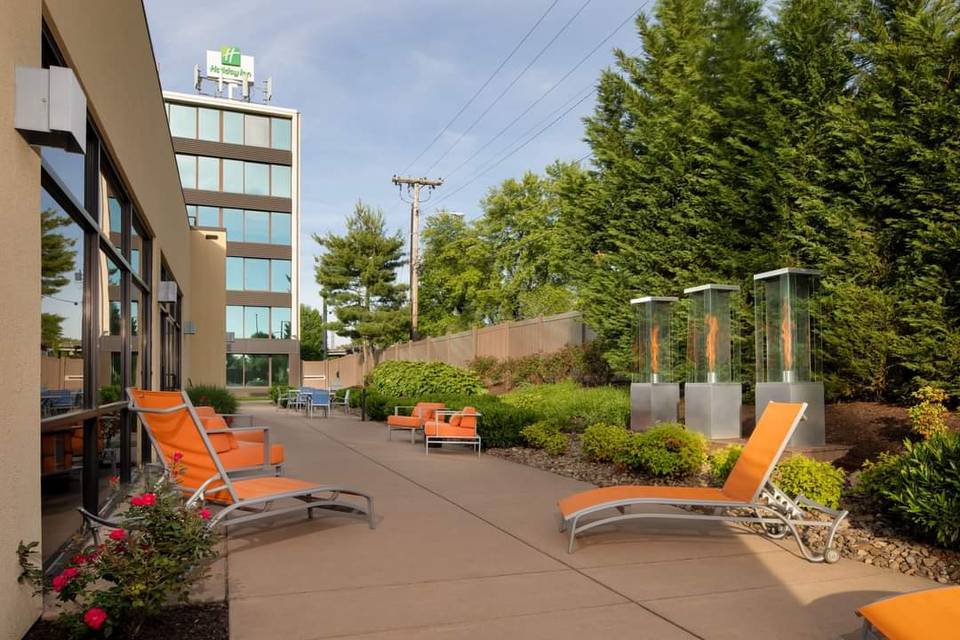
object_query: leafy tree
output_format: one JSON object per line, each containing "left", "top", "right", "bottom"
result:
{"left": 40, "top": 208, "right": 77, "bottom": 350}
{"left": 299, "top": 304, "right": 325, "bottom": 361}
{"left": 313, "top": 201, "right": 409, "bottom": 367}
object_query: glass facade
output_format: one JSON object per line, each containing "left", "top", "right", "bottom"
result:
{"left": 243, "top": 306, "right": 270, "bottom": 338}
{"left": 222, "top": 159, "right": 243, "bottom": 193}
{"left": 176, "top": 154, "right": 196, "bottom": 189}
{"left": 225, "top": 257, "right": 291, "bottom": 292}
{"left": 226, "top": 305, "right": 291, "bottom": 339}
{"left": 166, "top": 102, "right": 292, "bottom": 150}
{"left": 271, "top": 165, "right": 291, "bottom": 197}
{"left": 244, "top": 258, "right": 269, "bottom": 291}
{"left": 244, "top": 210, "right": 269, "bottom": 242}
{"left": 244, "top": 162, "right": 269, "bottom": 195}
{"left": 226, "top": 354, "right": 289, "bottom": 387}
{"left": 175, "top": 154, "right": 291, "bottom": 198}
{"left": 223, "top": 111, "right": 243, "bottom": 144}
{"left": 189, "top": 207, "right": 290, "bottom": 245}
{"left": 168, "top": 104, "right": 197, "bottom": 138}
{"left": 198, "top": 107, "right": 220, "bottom": 142}
{"left": 271, "top": 118, "right": 291, "bottom": 150}
{"left": 197, "top": 156, "right": 220, "bottom": 191}
{"left": 271, "top": 259, "right": 291, "bottom": 292}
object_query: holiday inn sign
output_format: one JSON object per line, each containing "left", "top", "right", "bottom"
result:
{"left": 206, "top": 46, "right": 255, "bottom": 83}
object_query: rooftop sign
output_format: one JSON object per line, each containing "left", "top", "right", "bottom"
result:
{"left": 205, "top": 47, "right": 254, "bottom": 84}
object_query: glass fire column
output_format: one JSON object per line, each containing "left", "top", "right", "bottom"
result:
{"left": 753, "top": 268, "right": 824, "bottom": 446}
{"left": 630, "top": 296, "right": 679, "bottom": 430}
{"left": 684, "top": 284, "right": 741, "bottom": 438}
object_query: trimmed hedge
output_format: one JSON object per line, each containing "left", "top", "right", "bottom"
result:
{"left": 616, "top": 424, "right": 707, "bottom": 478}
{"left": 773, "top": 455, "right": 845, "bottom": 509}
{"left": 501, "top": 381, "right": 629, "bottom": 431}
{"left": 521, "top": 421, "right": 569, "bottom": 456}
{"left": 186, "top": 385, "right": 238, "bottom": 415}
{"left": 369, "top": 360, "right": 485, "bottom": 397}
{"left": 581, "top": 423, "right": 632, "bottom": 463}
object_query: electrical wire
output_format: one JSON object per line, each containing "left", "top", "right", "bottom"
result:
{"left": 399, "top": 0, "right": 561, "bottom": 175}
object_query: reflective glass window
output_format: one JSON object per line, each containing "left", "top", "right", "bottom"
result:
{"left": 245, "top": 355, "right": 269, "bottom": 386}
{"left": 222, "top": 159, "right": 243, "bottom": 193}
{"left": 244, "top": 115, "right": 270, "bottom": 147}
{"left": 226, "top": 354, "right": 243, "bottom": 386}
{"left": 271, "top": 165, "right": 291, "bottom": 198}
{"left": 271, "top": 259, "right": 291, "bottom": 292}
{"left": 41, "top": 147, "right": 85, "bottom": 203}
{"left": 226, "top": 257, "right": 244, "bottom": 290}
{"left": 244, "top": 210, "right": 269, "bottom": 243}
{"left": 271, "top": 354, "right": 290, "bottom": 385}
{"left": 197, "top": 156, "right": 220, "bottom": 191}
{"left": 244, "top": 163, "right": 269, "bottom": 196}
{"left": 271, "top": 307, "right": 291, "bottom": 339}
{"left": 244, "top": 258, "right": 269, "bottom": 290}
{"left": 198, "top": 108, "right": 220, "bottom": 142}
{"left": 270, "top": 212, "right": 291, "bottom": 245}
{"left": 244, "top": 306, "right": 270, "bottom": 338}
{"left": 271, "top": 118, "right": 291, "bottom": 150}
{"left": 223, "top": 111, "right": 243, "bottom": 144}
{"left": 226, "top": 305, "right": 244, "bottom": 337}
{"left": 107, "top": 197, "right": 122, "bottom": 236}
{"left": 186, "top": 204, "right": 197, "bottom": 226}
{"left": 176, "top": 154, "right": 196, "bottom": 189}
{"left": 222, "top": 209, "right": 243, "bottom": 241}
{"left": 168, "top": 104, "right": 197, "bottom": 138}
{"left": 198, "top": 206, "right": 220, "bottom": 227}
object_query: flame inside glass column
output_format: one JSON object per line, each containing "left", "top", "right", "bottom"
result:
{"left": 650, "top": 324, "right": 660, "bottom": 383}
{"left": 781, "top": 300, "right": 793, "bottom": 382}
{"left": 705, "top": 313, "right": 718, "bottom": 383}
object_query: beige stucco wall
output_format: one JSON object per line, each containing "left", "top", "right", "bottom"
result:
{"left": 0, "top": 0, "right": 45, "bottom": 635}
{"left": 188, "top": 230, "right": 227, "bottom": 386}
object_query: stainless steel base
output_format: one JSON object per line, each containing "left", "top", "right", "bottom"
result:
{"left": 755, "top": 382, "right": 825, "bottom": 446}
{"left": 685, "top": 383, "right": 742, "bottom": 439}
{"left": 630, "top": 383, "right": 680, "bottom": 431}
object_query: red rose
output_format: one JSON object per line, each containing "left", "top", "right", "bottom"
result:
{"left": 130, "top": 492, "right": 156, "bottom": 507}
{"left": 199, "top": 508, "right": 212, "bottom": 521}
{"left": 109, "top": 476, "right": 119, "bottom": 487}
{"left": 108, "top": 529, "right": 126, "bottom": 541}
{"left": 52, "top": 566, "right": 79, "bottom": 592}
{"left": 71, "top": 554, "right": 87, "bottom": 565}
{"left": 172, "top": 451, "right": 184, "bottom": 463}
{"left": 83, "top": 607, "right": 108, "bottom": 631}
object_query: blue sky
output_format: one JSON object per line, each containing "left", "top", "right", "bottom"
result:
{"left": 144, "top": 0, "right": 644, "bottom": 312}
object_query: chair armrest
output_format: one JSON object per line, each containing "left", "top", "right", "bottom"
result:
{"left": 393, "top": 405, "right": 416, "bottom": 416}
{"left": 207, "top": 427, "right": 271, "bottom": 466}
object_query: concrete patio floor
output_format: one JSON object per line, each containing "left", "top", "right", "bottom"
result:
{"left": 217, "top": 405, "right": 936, "bottom": 640}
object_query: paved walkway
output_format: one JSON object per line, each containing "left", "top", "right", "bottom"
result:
{"left": 220, "top": 406, "right": 935, "bottom": 640}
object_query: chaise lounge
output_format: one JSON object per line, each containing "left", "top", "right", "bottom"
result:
{"left": 557, "top": 401, "right": 848, "bottom": 560}
{"left": 856, "top": 586, "right": 960, "bottom": 639}
{"left": 194, "top": 406, "right": 284, "bottom": 475}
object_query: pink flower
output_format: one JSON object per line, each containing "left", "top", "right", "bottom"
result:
{"left": 71, "top": 553, "right": 88, "bottom": 565}
{"left": 130, "top": 492, "right": 157, "bottom": 507}
{"left": 109, "top": 476, "right": 119, "bottom": 487}
{"left": 83, "top": 607, "right": 108, "bottom": 631}
{"left": 198, "top": 508, "right": 212, "bottom": 521}
{"left": 172, "top": 451, "right": 184, "bottom": 463}
{"left": 108, "top": 529, "right": 126, "bottom": 542}
{"left": 52, "top": 566, "right": 79, "bottom": 592}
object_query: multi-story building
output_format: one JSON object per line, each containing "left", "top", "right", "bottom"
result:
{"left": 162, "top": 91, "right": 301, "bottom": 391}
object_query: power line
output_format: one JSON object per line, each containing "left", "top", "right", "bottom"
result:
{"left": 439, "top": 6, "right": 641, "bottom": 182}
{"left": 399, "top": 0, "right": 561, "bottom": 175}
{"left": 421, "top": 0, "right": 594, "bottom": 176}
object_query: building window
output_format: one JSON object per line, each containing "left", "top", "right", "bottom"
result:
{"left": 226, "top": 305, "right": 243, "bottom": 337}
{"left": 244, "top": 210, "right": 269, "bottom": 243}
{"left": 226, "top": 257, "right": 244, "bottom": 290}
{"left": 168, "top": 104, "right": 197, "bottom": 138}
{"left": 271, "top": 118, "right": 291, "bottom": 150}
{"left": 222, "top": 159, "right": 243, "bottom": 193}
{"left": 222, "top": 208, "right": 243, "bottom": 241}
{"left": 271, "top": 307, "right": 291, "bottom": 338}
{"left": 186, "top": 205, "right": 198, "bottom": 226}
{"left": 243, "top": 306, "right": 270, "bottom": 338}
{"left": 225, "top": 354, "right": 289, "bottom": 387}
{"left": 271, "top": 165, "right": 291, "bottom": 198}
{"left": 197, "top": 156, "right": 220, "bottom": 191}
{"left": 244, "top": 258, "right": 270, "bottom": 291}
{"left": 176, "top": 154, "right": 196, "bottom": 189}
{"left": 226, "top": 353, "right": 244, "bottom": 386}
{"left": 197, "top": 206, "right": 220, "bottom": 227}
{"left": 272, "top": 354, "right": 290, "bottom": 385}
{"left": 244, "top": 114, "right": 270, "bottom": 147}
{"left": 198, "top": 108, "right": 220, "bottom": 142}
{"left": 244, "top": 162, "right": 269, "bottom": 196}
{"left": 226, "top": 305, "right": 290, "bottom": 339}
{"left": 271, "top": 259, "right": 291, "bottom": 292}
{"left": 271, "top": 212, "right": 291, "bottom": 245}
{"left": 223, "top": 111, "right": 243, "bottom": 144}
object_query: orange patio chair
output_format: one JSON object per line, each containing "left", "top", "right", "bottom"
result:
{"left": 194, "top": 406, "right": 284, "bottom": 474}
{"left": 557, "top": 402, "right": 848, "bottom": 558}
{"left": 127, "top": 388, "right": 375, "bottom": 530}
{"left": 386, "top": 402, "right": 446, "bottom": 443}
{"left": 856, "top": 586, "right": 960, "bottom": 639}
{"left": 423, "top": 407, "right": 481, "bottom": 457}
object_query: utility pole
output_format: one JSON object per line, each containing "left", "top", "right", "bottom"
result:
{"left": 392, "top": 175, "right": 443, "bottom": 340}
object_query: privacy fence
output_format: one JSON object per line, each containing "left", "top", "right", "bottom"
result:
{"left": 302, "top": 311, "right": 591, "bottom": 388}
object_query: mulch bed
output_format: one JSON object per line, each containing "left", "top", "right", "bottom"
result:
{"left": 488, "top": 429, "right": 960, "bottom": 584}
{"left": 23, "top": 602, "right": 228, "bottom": 640}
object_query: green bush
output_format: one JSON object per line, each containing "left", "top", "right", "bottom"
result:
{"left": 186, "top": 385, "right": 237, "bottom": 414}
{"left": 269, "top": 384, "right": 291, "bottom": 406}
{"left": 468, "top": 344, "right": 614, "bottom": 390}
{"left": 708, "top": 445, "right": 743, "bottom": 486}
{"left": 857, "top": 432, "right": 960, "bottom": 549}
{"left": 908, "top": 386, "right": 950, "bottom": 439}
{"left": 581, "top": 422, "right": 632, "bottom": 462}
{"left": 616, "top": 424, "right": 707, "bottom": 477}
{"left": 521, "top": 421, "right": 569, "bottom": 456}
{"left": 772, "top": 455, "right": 845, "bottom": 509}
{"left": 98, "top": 385, "right": 121, "bottom": 405}
{"left": 501, "top": 381, "right": 629, "bottom": 431}
{"left": 369, "top": 360, "right": 485, "bottom": 397}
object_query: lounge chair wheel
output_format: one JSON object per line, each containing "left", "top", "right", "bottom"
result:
{"left": 823, "top": 547, "right": 840, "bottom": 564}
{"left": 764, "top": 523, "right": 788, "bottom": 539}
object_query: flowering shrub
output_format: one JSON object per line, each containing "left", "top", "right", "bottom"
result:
{"left": 18, "top": 456, "right": 219, "bottom": 638}
{"left": 908, "top": 386, "right": 950, "bottom": 439}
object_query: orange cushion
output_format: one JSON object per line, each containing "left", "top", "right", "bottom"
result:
{"left": 219, "top": 441, "right": 285, "bottom": 468}
{"left": 436, "top": 425, "right": 477, "bottom": 439}
{"left": 387, "top": 415, "right": 421, "bottom": 428}
{"left": 205, "top": 476, "right": 320, "bottom": 504}
{"left": 857, "top": 587, "right": 960, "bottom": 640}
{"left": 233, "top": 430, "right": 264, "bottom": 443}
{"left": 558, "top": 485, "right": 731, "bottom": 519}
{"left": 200, "top": 415, "right": 238, "bottom": 453}
{"left": 194, "top": 406, "right": 217, "bottom": 418}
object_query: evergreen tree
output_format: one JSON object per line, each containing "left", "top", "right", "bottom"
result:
{"left": 40, "top": 208, "right": 77, "bottom": 350}
{"left": 313, "top": 202, "right": 409, "bottom": 367}
{"left": 299, "top": 304, "right": 326, "bottom": 361}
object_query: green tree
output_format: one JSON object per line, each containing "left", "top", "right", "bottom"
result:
{"left": 313, "top": 201, "right": 409, "bottom": 367}
{"left": 299, "top": 304, "right": 325, "bottom": 361}
{"left": 40, "top": 208, "right": 77, "bottom": 350}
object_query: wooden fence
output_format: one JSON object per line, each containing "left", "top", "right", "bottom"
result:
{"left": 302, "top": 311, "right": 591, "bottom": 388}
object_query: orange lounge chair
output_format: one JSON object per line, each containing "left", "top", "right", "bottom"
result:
{"left": 856, "top": 586, "right": 960, "bottom": 639}
{"left": 557, "top": 402, "right": 848, "bottom": 558}
{"left": 194, "top": 406, "right": 284, "bottom": 474}
{"left": 386, "top": 402, "right": 446, "bottom": 443}
{"left": 127, "top": 388, "right": 375, "bottom": 530}
{"left": 423, "top": 407, "right": 481, "bottom": 457}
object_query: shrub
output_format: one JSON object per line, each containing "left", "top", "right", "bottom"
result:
{"left": 467, "top": 344, "right": 614, "bottom": 391}
{"left": 18, "top": 468, "right": 219, "bottom": 638}
{"left": 186, "top": 384, "right": 237, "bottom": 414}
{"left": 857, "top": 432, "right": 960, "bottom": 549}
{"left": 501, "top": 381, "right": 629, "bottom": 431}
{"left": 97, "top": 385, "right": 121, "bottom": 405}
{"left": 616, "top": 424, "right": 707, "bottom": 477}
{"left": 521, "top": 421, "right": 568, "bottom": 455}
{"left": 269, "top": 384, "right": 291, "bottom": 405}
{"left": 708, "top": 445, "right": 743, "bottom": 486}
{"left": 581, "top": 422, "right": 631, "bottom": 462}
{"left": 369, "top": 360, "right": 485, "bottom": 397}
{"left": 908, "top": 385, "right": 950, "bottom": 439}
{"left": 772, "top": 455, "right": 845, "bottom": 509}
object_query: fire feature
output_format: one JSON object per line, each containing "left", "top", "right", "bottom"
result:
{"left": 705, "top": 313, "right": 719, "bottom": 383}
{"left": 630, "top": 296, "right": 679, "bottom": 430}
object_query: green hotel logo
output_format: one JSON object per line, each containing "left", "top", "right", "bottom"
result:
{"left": 220, "top": 47, "right": 241, "bottom": 66}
